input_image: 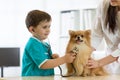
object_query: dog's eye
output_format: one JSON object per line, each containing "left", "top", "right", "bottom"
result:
{"left": 81, "top": 35, "right": 84, "bottom": 38}
{"left": 74, "top": 35, "right": 77, "bottom": 38}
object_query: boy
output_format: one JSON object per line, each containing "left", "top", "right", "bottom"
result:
{"left": 22, "top": 10, "right": 76, "bottom": 76}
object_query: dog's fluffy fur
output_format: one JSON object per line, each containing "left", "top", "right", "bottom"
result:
{"left": 66, "top": 29, "right": 107, "bottom": 76}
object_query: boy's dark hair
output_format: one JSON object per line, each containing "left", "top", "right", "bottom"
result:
{"left": 25, "top": 10, "right": 51, "bottom": 29}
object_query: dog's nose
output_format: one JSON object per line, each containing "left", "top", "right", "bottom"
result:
{"left": 77, "top": 36, "right": 83, "bottom": 42}
{"left": 77, "top": 36, "right": 80, "bottom": 40}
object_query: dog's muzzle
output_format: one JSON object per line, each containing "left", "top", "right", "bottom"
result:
{"left": 76, "top": 36, "right": 83, "bottom": 43}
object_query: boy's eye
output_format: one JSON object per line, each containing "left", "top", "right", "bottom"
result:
{"left": 43, "top": 26, "right": 50, "bottom": 29}
{"left": 43, "top": 26, "right": 47, "bottom": 29}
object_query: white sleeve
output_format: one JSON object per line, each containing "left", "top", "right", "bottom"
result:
{"left": 91, "top": 1, "right": 103, "bottom": 49}
{"left": 111, "top": 43, "right": 120, "bottom": 57}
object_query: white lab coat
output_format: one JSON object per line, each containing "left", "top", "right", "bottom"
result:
{"left": 91, "top": 0, "right": 120, "bottom": 74}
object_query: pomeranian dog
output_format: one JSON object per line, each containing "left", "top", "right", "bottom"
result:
{"left": 65, "top": 29, "right": 107, "bottom": 76}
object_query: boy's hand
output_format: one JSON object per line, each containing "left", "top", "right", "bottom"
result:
{"left": 64, "top": 52, "right": 76, "bottom": 63}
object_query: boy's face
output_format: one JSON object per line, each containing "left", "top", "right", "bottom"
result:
{"left": 32, "top": 20, "right": 51, "bottom": 40}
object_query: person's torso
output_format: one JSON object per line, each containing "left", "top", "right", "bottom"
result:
{"left": 22, "top": 37, "right": 54, "bottom": 76}
{"left": 100, "top": 0, "right": 120, "bottom": 51}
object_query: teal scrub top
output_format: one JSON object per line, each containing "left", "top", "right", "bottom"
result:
{"left": 22, "top": 37, "right": 54, "bottom": 76}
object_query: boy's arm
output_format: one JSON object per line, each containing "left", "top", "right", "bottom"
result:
{"left": 52, "top": 53, "right": 59, "bottom": 59}
{"left": 40, "top": 53, "right": 76, "bottom": 69}
{"left": 40, "top": 56, "right": 66, "bottom": 69}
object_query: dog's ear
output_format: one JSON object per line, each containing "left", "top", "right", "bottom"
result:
{"left": 69, "top": 30, "right": 74, "bottom": 35}
{"left": 85, "top": 29, "right": 91, "bottom": 35}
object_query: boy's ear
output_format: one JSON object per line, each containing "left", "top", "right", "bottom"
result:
{"left": 29, "top": 26, "right": 34, "bottom": 33}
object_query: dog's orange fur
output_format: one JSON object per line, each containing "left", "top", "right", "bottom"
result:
{"left": 66, "top": 29, "right": 107, "bottom": 76}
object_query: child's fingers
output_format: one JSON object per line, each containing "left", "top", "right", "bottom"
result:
{"left": 72, "top": 53, "right": 77, "bottom": 56}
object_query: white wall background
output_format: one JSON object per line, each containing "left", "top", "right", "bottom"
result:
{"left": 0, "top": 0, "right": 101, "bottom": 77}
{"left": 0, "top": 0, "right": 45, "bottom": 77}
